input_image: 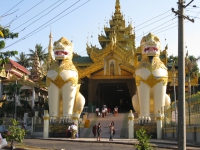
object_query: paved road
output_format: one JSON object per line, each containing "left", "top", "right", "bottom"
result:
{"left": 22, "top": 138, "right": 200, "bottom": 150}
{"left": 23, "top": 113, "right": 199, "bottom": 150}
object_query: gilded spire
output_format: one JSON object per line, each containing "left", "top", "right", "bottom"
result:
{"left": 48, "top": 30, "right": 54, "bottom": 65}
{"left": 115, "top": 0, "right": 121, "bottom": 14}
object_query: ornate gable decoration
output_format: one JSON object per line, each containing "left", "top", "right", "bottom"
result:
{"left": 80, "top": 0, "right": 135, "bottom": 79}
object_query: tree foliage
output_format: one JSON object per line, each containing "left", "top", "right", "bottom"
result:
{"left": 0, "top": 26, "right": 18, "bottom": 66}
{"left": 5, "top": 119, "right": 26, "bottom": 147}
{"left": 28, "top": 44, "right": 48, "bottom": 66}
{"left": 135, "top": 128, "right": 155, "bottom": 150}
{"left": 2, "top": 82, "right": 22, "bottom": 118}
{"left": 15, "top": 52, "right": 31, "bottom": 69}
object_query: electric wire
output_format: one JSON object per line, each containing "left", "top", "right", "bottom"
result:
{"left": 11, "top": 0, "right": 66, "bottom": 32}
{"left": 3, "top": 0, "right": 81, "bottom": 49}
{"left": 20, "top": 0, "right": 90, "bottom": 39}
{"left": 135, "top": 16, "right": 178, "bottom": 41}
{"left": 14, "top": 0, "right": 68, "bottom": 33}
{"left": 1, "top": 0, "right": 24, "bottom": 17}
{"left": 5, "top": 0, "right": 45, "bottom": 27}
{"left": 0, "top": 9, "right": 19, "bottom": 19}
{"left": 3, "top": 1, "right": 197, "bottom": 57}
{"left": 135, "top": 10, "right": 171, "bottom": 28}
{"left": 3, "top": 0, "right": 91, "bottom": 50}
{"left": 136, "top": 25, "right": 178, "bottom": 43}
{"left": 135, "top": 13, "right": 175, "bottom": 33}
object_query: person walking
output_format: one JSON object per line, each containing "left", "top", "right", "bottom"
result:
{"left": 92, "top": 124, "right": 97, "bottom": 137}
{"left": 109, "top": 122, "right": 115, "bottom": 141}
{"left": 102, "top": 107, "right": 105, "bottom": 118}
{"left": 96, "top": 123, "right": 102, "bottom": 141}
{"left": 113, "top": 106, "right": 118, "bottom": 116}
{"left": 70, "top": 122, "right": 77, "bottom": 139}
{"left": 109, "top": 121, "right": 114, "bottom": 127}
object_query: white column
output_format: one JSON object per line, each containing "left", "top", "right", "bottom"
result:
{"left": 128, "top": 110, "right": 134, "bottom": 139}
{"left": 156, "top": 110, "right": 162, "bottom": 139}
{"left": 24, "top": 113, "right": 28, "bottom": 124}
{"left": 34, "top": 111, "right": 38, "bottom": 124}
{"left": 32, "top": 88, "right": 35, "bottom": 109}
{"left": 43, "top": 110, "right": 49, "bottom": 138}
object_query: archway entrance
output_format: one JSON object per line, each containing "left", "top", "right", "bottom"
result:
{"left": 95, "top": 83, "right": 134, "bottom": 112}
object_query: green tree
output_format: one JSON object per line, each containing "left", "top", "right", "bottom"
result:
{"left": 135, "top": 128, "right": 155, "bottom": 150}
{"left": 19, "top": 89, "right": 32, "bottom": 113}
{"left": 3, "top": 82, "right": 22, "bottom": 118}
{"left": 0, "top": 26, "right": 18, "bottom": 67}
{"left": 28, "top": 44, "right": 48, "bottom": 66}
{"left": 185, "top": 51, "right": 200, "bottom": 125}
{"left": 15, "top": 52, "right": 30, "bottom": 69}
{"left": 5, "top": 119, "right": 26, "bottom": 149}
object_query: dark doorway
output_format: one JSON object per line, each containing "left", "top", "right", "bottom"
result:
{"left": 96, "top": 83, "right": 133, "bottom": 113}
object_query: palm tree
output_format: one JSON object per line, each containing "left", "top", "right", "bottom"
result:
{"left": 20, "top": 89, "right": 32, "bottom": 113}
{"left": 15, "top": 52, "right": 30, "bottom": 69}
{"left": 185, "top": 51, "right": 200, "bottom": 125}
{"left": 28, "top": 44, "right": 48, "bottom": 66}
{"left": 3, "top": 82, "right": 22, "bottom": 119}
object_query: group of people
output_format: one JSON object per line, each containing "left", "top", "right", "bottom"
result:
{"left": 95, "top": 106, "right": 118, "bottom": 118}
{"left": 66, "top": 122, "right": 78, "bottom": 139}
{"left": 92, "top": 121, "right": 115, "bottom": 141}
{"left": 92, "top": 123, "right": 102, "bottom": 141}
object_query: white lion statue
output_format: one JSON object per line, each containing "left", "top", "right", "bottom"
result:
{"left": 46, "top": 37, "right": 85, "bottom": 121}
{"left": 132, "top": 33, "right": 171, "bottom": 122}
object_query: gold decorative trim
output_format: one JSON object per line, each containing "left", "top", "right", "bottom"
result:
{"left": 91, "top": 75, "right": 133, "bottom": 79}
{"left": 47, "top": 76, "right": 78, "bottom": 88}
{"left": 156, "top": 116, "right": 163, "bottom": 121}
{"left": 72, "top": 117, "right": 78, "bottom": 120}
{"left": 136, "top": 57, "right": 167, "bottom": 71}
{"left": 136, "top": 74, "right": 168, "bottom": 88}
{"left": 78, "top": 61, "right": 104, "bottom": 79}
{"left": 49, "top": 60, "right": 77, "bottom": 73}
{"left": 43, "top": 117, "right": 50, "bottom": 120}
{"left": 128, "top": 117, "right": 134, "bottom": 120}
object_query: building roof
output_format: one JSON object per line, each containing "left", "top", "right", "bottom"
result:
{"left": 73, "top": 56, "right": 93, "bottom": 63}
{"left": 9, "top": 59, "right": 30, "bottom": 75}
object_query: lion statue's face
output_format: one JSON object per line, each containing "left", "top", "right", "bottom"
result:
{"left": 53, "top": 37, "right": 73, "bottom": 60}
{"left": 140, "top": 33, "right": 161, "bottom": 57}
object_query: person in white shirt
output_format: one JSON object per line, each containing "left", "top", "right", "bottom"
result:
{"left": 70, "top": 122, "right": 77, "bottom": 139}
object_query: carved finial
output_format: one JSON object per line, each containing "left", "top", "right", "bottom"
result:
{"left": 115, "top": 0, "right": 121, "bottom": 14}
{"left": 130, "top": 110, "right": 132, "bottom": 113}
{"left": 158, "top": 110, "right": 161, "bottom": 113}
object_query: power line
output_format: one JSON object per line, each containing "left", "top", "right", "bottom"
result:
{"left": 13, "top": 0, "right": 67, "bottom": 33}
{"left": 5, "top": 0, "right": 45, "bottom": 27}
{"left": 136, "top": 24, "right": 178, "bottom": 43}
{"left": 11, "top": 0, "right": 65, "bottom": 32}
{"left": 135, "top": 10, "right": 171, "bottom": 28}
{"left": 4, "top": 0, "right": 91, "bottom": 50}
{"left": 22, "top": 0, "right": 91, "bottom": 39}
{"left": 135, "top": 13, "right": 174, "bottom": 32}
{"left": 136, "top": 16, "right": 177, "bottom": 41}
{"left": 1, "top": 0, "right": 24, "bottom": 17}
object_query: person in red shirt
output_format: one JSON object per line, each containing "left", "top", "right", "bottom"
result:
{"left": 92, "top": 124, "right": 97, "bottom": 137}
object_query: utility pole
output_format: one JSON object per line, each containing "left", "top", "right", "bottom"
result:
{"left": 172, "top": 0, "right": 194, "bottom": 149}
{"left": 14, "top": 80, "right": 18, "bottom": 120}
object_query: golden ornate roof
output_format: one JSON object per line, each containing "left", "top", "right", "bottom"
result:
{"left": 81, "top": 0, "right": 135, "bottom": 78}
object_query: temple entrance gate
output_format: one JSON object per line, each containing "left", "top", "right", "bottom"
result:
{"left": 86, "top": 79, "right": 136, "bottom": 112}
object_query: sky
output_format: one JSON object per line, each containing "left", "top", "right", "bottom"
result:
{"left": 0, "top": 0, "right": 200, "bottom": 64}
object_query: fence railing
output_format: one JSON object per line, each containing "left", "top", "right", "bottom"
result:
{"left": 164, "top": 92, "right": 200, "bottom": 127}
